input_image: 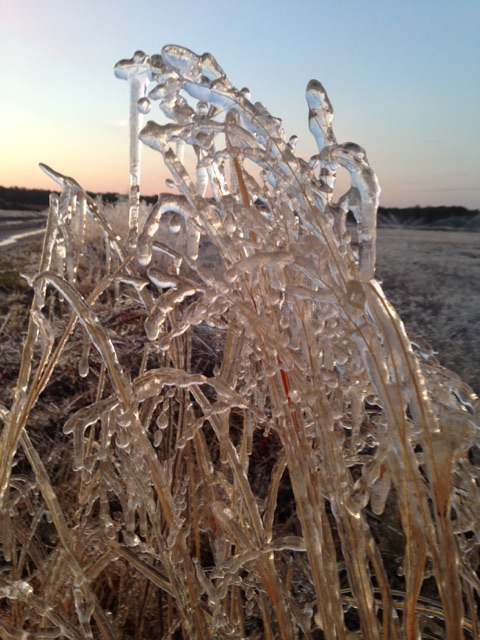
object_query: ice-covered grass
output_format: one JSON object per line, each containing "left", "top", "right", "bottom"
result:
{"left": 0, "top": 46, "right": 478, "bottom": 639}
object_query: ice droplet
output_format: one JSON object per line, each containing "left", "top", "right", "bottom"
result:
{"left": 224, "top": 213, "right": 236, "bottom": 234}
{"left": 78, "top": 348, "right": 90, "bottom": 378}
{"left": 196, "top": 100, "right": 209, "bottom": 116}
{"left": 370, "top": 466, "right": 391, "bottom": 515}
{"left": 169, "top": 214, "right": 182, "bottom": 234}
{"left": 137, "top": 96, "right": 151, "bottom": 114}
{"left": 157, "top": 412, "right": 169, "bottom": 430}
{"left": 153, "top": 429, "right": 163, "bottom": 447}
{"left": 288, "top": 135, "right": 298, "bottom": 151}
{"left": 116, "top": 427, "right": 131, "bottom": 449}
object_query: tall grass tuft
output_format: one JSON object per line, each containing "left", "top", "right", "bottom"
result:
{"left": 0, "top": 46, "right": 478, "bottom": 639}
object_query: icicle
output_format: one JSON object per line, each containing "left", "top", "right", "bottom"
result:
{"left": 114, "top": 51, "right": 152, "bottom": 245}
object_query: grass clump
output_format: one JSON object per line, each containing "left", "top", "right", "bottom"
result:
{"left": 0, "top": 46, "right": 478, "bottom": 639}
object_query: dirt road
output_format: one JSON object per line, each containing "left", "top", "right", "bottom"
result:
{"left": 0, "top": 211, "right": 46, "bottom": 247}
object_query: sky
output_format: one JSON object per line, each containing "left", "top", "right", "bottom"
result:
{"left": 0, "top": 0, "right": 479, "bottom": 209}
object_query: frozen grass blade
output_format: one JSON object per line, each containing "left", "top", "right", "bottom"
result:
{"left": 1, "top": 45, "right": 478, "bottom": 639}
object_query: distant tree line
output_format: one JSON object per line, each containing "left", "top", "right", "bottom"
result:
{"left": 375, "top": 205, "right": 480, "bottom": 228}
{"left": 0, "top": 186, "right": 55, "bottom": 210}
{"left": 1, "top": 186, "right": 478, "bottom": 227}
{"left": 0, "top": 186, "right": 155, "bottom": 211}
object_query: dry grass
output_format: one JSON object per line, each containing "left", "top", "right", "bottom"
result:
{"left": 0, "top": 46, "right": 479, "bottom": 640}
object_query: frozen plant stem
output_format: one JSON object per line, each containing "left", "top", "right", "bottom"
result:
{"left": 1, "top": 44, "right": 477, "bottom": 640}
{"left": 114, "top": 50, "right": 151, "bottom": 245}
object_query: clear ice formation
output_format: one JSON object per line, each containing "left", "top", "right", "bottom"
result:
{"left": 0, "top": 45, "right": 478, "bottom": 639}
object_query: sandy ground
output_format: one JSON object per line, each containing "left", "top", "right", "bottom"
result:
{"left": 1, "top": 211, "right": 479, "bottom": 394}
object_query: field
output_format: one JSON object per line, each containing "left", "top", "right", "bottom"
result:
{"left": 375, "top": 227, "right": 480, "bottom": 394}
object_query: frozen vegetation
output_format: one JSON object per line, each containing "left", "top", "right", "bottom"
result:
{"left": 0, "top": 46, "right": 479, "bottom": 639}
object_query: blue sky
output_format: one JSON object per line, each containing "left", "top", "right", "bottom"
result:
{"left": 1, "top": 0, "right": 479, "bottom": 208}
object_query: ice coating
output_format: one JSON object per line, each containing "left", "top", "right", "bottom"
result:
{"left": 320, "top": 142, "right": 380, "bottom": 280}
{"left": 306, "top": 79, "right": 338, "bottom": 203}
{"left": 306, "top": 79, "right": 336, "bottom": 149}
{"left": 114, "top": 51, "right": 152, "bottom": 245}
{"left": 137, "top": 193, "right": 200, "bottom": 266}
{"left": 0, "top": 44, "right": 477, "bottom": 640}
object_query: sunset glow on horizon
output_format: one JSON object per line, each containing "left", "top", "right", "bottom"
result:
{"left": 1, "top": 0, "right": 479, "bottom": 209}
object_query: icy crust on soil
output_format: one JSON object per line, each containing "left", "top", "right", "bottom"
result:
{"left": 0, "top": 45, "right": 478, "bottom": 639}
